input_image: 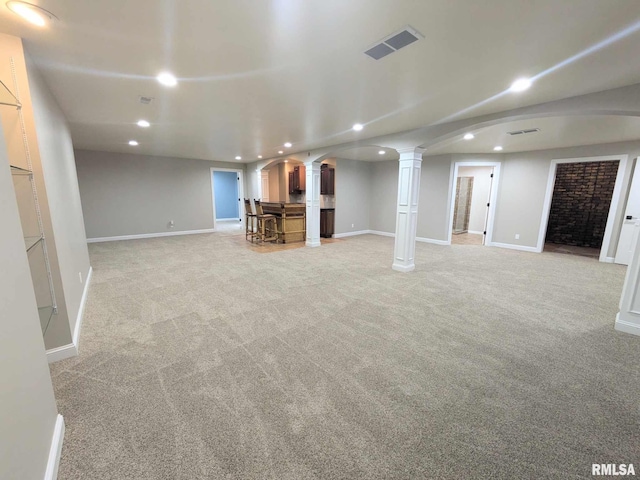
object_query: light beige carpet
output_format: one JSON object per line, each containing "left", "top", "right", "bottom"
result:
{"left": 49, "top": 233, "right": 639, "bottom": 479}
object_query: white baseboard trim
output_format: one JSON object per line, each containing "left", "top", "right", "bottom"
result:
{"left": 416, "top": 236, "right": 450, "bottom": 246}
{"left": 73, "top": 266, "right": 92, "bottom": 351}
{"left": 333, "top": 230, "right": 373, "bottom": 238}
{"left": 46, "top": 343, "right": 77, "bottom": 364}
{"left": 87, "top": 228, "right": 215, "bottom": 243}
{"left": 46, "top": 266, "right": 93, "bottom": 364}
{"left": 488, "top": 242, "right": 539, "bottom": 253}
{"left": 368, "top": 230, "right": 395, "bottom": 238}
{"left": 615, "top": 315, "right": 640, "bottom": 337}
{"left": 44, "top": 414, "right": 64, "bottom": 480}
{"left": 602, "top": 256, "right": 615, "bottom": 264}
{"left": 306, "top": 240, "right": 321, "bottom": 247}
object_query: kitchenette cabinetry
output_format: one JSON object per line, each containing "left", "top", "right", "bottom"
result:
{"left": 320, "top": 208, "right": 335, "bottom": 238}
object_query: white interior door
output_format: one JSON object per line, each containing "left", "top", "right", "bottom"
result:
{"left": 615, "top": 161, "right": 640, "bottom": 265}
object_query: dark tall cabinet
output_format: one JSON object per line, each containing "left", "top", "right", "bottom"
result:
{"left": 320, "top": 164, "right": 335, "bottom": 195}
{"left": 289, "top": 165, "right": 306, "bottom": 194}
{"left": 320, "top": 208, "right": 335, "bottom": 238}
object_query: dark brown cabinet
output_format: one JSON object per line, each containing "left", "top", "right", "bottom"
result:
{"left": 289, "top": 165, "right": 306, "bottom": 194}
{"left": 320, "top": 164, "right": 335, "bottom": 195}
{"left": 320, "top": 208, "right": 335, "bottom": 238}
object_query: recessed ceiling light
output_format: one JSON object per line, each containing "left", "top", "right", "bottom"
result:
{"left": 284, "top": 142, "right": 292, "bottom": 148}
{"left": 235, "top": 156, "right": 242, "bottom": 160}
{"left": 7, "top": 1, "right": 56, "bottom": 27}
{"left": 157, "top": 72, "right": 177, "bottom": 87}
{"left": 284, "top": 160, "right": 289, "bottom": 163}
{"left": 353, "top": 123, "right": 364, "bottom": 131}
{"left": 378, "top": 150, "right": 385, "bottom": 155}
{"left": 257, "top": 155, "right": 263, "bottom": 159}
{"left": 129, "top": 140, "right": 139, "bottom": 146}
{"left": 278, "top": 150, "right": 284, "bottom": 154}
{"left": 463, "top": 133, "right": 474, "bottom": 140}
{"left": 510, "top": 77, "right": 532, "bottom": 93}
{"left": 137, "top": 120, "right": 150, "bottom": 128}
{"left": 493, "top": 146, "right": 503, "bottom": 151}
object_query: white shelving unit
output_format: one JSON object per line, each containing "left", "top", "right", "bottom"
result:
{"left": 3, "top": 79, "right": 57, "bottom": 335}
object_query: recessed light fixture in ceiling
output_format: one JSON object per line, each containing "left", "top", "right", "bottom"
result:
{"left": 378, "top": 150, "right": 385, "bottom": 155}
{"left": 157, "top": 72, "right": 177, "bottom": 87}
{"left": 510, "top": 78, "right": 532, "bottom": 93}
{"left": 284, "top": 160, "right": 289, "bottom": 163}
{"left": 257, "top": 155, "right": 263, "bottom": 159}
{"left": 284, "top": 142, "right": 292, "bottom": 148}
{"left": 493, "top": 146, "right": 503, "bottom": 151}
{"left": 137, "top": 120, "right": 150, "bottom": 128}
{"left": 129, "top": 140, "right": 139, "bottom": 146}
{"left": 278, "top": 150, "right": 284, "bottom": 154}
{"left": 7, "top": 1, "right": 57, "bottom": 27}
{"left": 235, "top": 156, "right": 241, "bottom": 160}
{"left": 463, "top": 133, "right": 475, "bottom": 140}
{"left": 352, "top": 123, "right": 364, "bottom": 131}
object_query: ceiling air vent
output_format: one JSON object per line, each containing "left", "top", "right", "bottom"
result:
{"left": 138, "top": 95, "right": 154, "bottom": 105}
{"left": 364, "top": 25, "right": 424, "bottom": 60}
{"left": 507, "top": 128, "right": 540, "bottom": 136}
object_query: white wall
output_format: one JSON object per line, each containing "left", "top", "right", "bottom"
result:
{"left": 334, "top": 158, "right": 371, "bottom": 234}
{"left": 418, "top": 154, "right": 453, "bottom": 241}
{"left": 458, "top": 166, "right": 494, "bottom": 234}
{"left": 75, "top": 149, "right": 244, "bottom": 239}
{"left": 0, "top": 119, "right": 59, "bottom": 480}
{"left": 26, "top": 53, "right": 91, "bottom": 342}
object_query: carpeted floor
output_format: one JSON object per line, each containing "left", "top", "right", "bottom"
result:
{"left": 49, "top": 233, "right": 640, "bottom": 479}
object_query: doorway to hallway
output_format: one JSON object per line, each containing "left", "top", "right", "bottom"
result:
{"left": 211, "top": 168, "right": 244, "bottom": 229}
{"left": 448, "top": 162, "right": 500, "bottom": 246}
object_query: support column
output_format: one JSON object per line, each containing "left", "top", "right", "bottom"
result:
{"left": 392, "top": 147, "right": 425, "bottom": 272}
{"left": 616, "top": 221, "right": 640, "bottom": 336}
{"left": 305, "top": 161, "right": 321, "bottom": 247}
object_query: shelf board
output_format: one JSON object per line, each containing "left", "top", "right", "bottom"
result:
{"left": 0, "top": 80, "right": 21, "bottom": 109}
{"left": 24, "top": 236, "right": 43, "bottom": 252}
{"left": 39, "top": 306, "right": 55, "bottom": 335}
{"left": 10, "top": 165, "right": 33, "bottom": 176}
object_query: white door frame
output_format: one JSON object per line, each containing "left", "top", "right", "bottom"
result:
{"left": 537, "top": 154, "right": 628, "bottom": 262}
{"left": 448, "top": 161, "right": 501, "bottom": 245}
{"left": 210, "top": 167, "right": 244, "bottom": 229}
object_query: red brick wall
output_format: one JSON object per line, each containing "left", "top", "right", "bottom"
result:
{"left": 545, "top": 161, "right": 618, "bottom": 248}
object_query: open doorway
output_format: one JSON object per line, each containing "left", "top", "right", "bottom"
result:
{"left": 538, "top": 155, "right": 627, "bottom": 262}
{"left": 448, "top": 162, "right": 500, "bottom": 246}
{"left": 211, "top": 168, "right": 244, "bottom": 231}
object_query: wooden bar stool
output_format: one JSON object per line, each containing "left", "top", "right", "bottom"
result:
{"left": 254, "top": 199, "right": 278, "bottom": 243}
{"left": 244, "top": 199, "right": 257, "bottom": 242}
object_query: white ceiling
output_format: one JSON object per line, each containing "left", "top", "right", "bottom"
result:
{"left": 1, "top": 0, "right": 640, "bottom": 163}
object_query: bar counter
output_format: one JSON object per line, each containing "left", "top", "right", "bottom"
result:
{"left": 261, "top": 202, "right": 306, "bottom": 243}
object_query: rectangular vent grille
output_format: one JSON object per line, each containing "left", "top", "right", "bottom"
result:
{"left": 139, "top": 96, "right": 154, "bottom": 105}
{"left": 507, "top": 128, "right": 540, "bottom": 136}
{"left": 364, "top": 25, "right": 423, "bottom": 60}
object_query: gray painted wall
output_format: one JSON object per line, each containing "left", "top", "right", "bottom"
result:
{"left": 369, "top": 161, "right": 398, "bottom": 233}
{"left": 334, "top": 159, "right": 371, "bottom": 234}
{"left": 75, "top": 150, "right": 243, "bottom": 238}
{"left": 26, "top": 53, "right": 91, "bottom": 344}
{"left": 496, "top": 141, "right": 639, "bottom": 256}
{"left": 418, "top": 155, "right": 453, "bottom": 241}
{"left": 0, "top": 119, "right": 59, "bottom": 480}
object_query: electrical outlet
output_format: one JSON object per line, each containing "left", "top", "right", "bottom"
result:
{"left": 515, "top": 234, "right": 520, "bottom": 240}
{"left": 78, "top": 272, "right": 83, "bottom": 284}
{"left": 169, "top": 220, "right": 175, "bottom": 229}
{"left": 351, "top": 223, "right": 354, "bottom": 228}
